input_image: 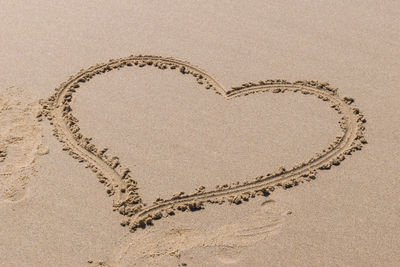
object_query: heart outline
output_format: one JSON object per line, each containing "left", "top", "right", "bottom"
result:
{"left": 39, "top": 55, "right": 367, "bottom": 231}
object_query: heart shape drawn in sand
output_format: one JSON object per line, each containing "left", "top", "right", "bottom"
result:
{"left": 40, "top": 55, "right": 367, "bottom": 231}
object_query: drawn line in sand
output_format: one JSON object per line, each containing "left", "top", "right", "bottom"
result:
{"left": 39, "top": 55, "right": 367, "bottom": 231}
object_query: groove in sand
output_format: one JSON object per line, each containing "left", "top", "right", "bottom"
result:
{"left": 39, "top": 55, "right": 367, "bottom": 231}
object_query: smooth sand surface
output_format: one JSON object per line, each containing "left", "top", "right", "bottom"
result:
{"left": 1, "top": 1, "right": 399, "bottom": 266}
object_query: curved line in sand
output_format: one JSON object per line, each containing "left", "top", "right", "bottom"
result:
{"left": 39, "top": 55, "right": 367, "bottom": 231}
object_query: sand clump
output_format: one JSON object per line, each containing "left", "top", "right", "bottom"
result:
{"left": 0, "top": 144, "right": 7, "bottom": 162}
{"left": 0, "top": 87, "right": 46, "bottom": 202}
{"left": 39, "top": 55, "right": 367, "bottom": 231}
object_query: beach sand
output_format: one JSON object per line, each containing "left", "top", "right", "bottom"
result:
{"left": 1, "top": 1, "right": 399, "bottom": 266}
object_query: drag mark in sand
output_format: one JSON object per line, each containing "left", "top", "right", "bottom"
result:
{"left": 39, "top": 55, "right": 367, "bottom": 231}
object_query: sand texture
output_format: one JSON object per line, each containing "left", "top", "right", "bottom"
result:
{"left": 0, "top": 87, "right": 46, "bottom": 202}
{"left": 1, "top": 1, "right": 399, "bottom": 266}
{"left": 40, "top": 55, "right": 367, "bottom": 231}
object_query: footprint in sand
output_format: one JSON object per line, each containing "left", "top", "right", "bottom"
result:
{"left": 0, "top": 87, "right": 47, "bottom": 202}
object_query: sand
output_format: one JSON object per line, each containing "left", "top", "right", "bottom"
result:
{"left": 0, "top": 87, "right": 45, "bottom": 202}
{"left": 1, "top": 1, "right": 399, "bottom": 266}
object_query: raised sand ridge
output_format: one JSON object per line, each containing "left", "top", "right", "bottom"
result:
{"left": 39, "top": 55, "right": 367, "bottom": 231}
